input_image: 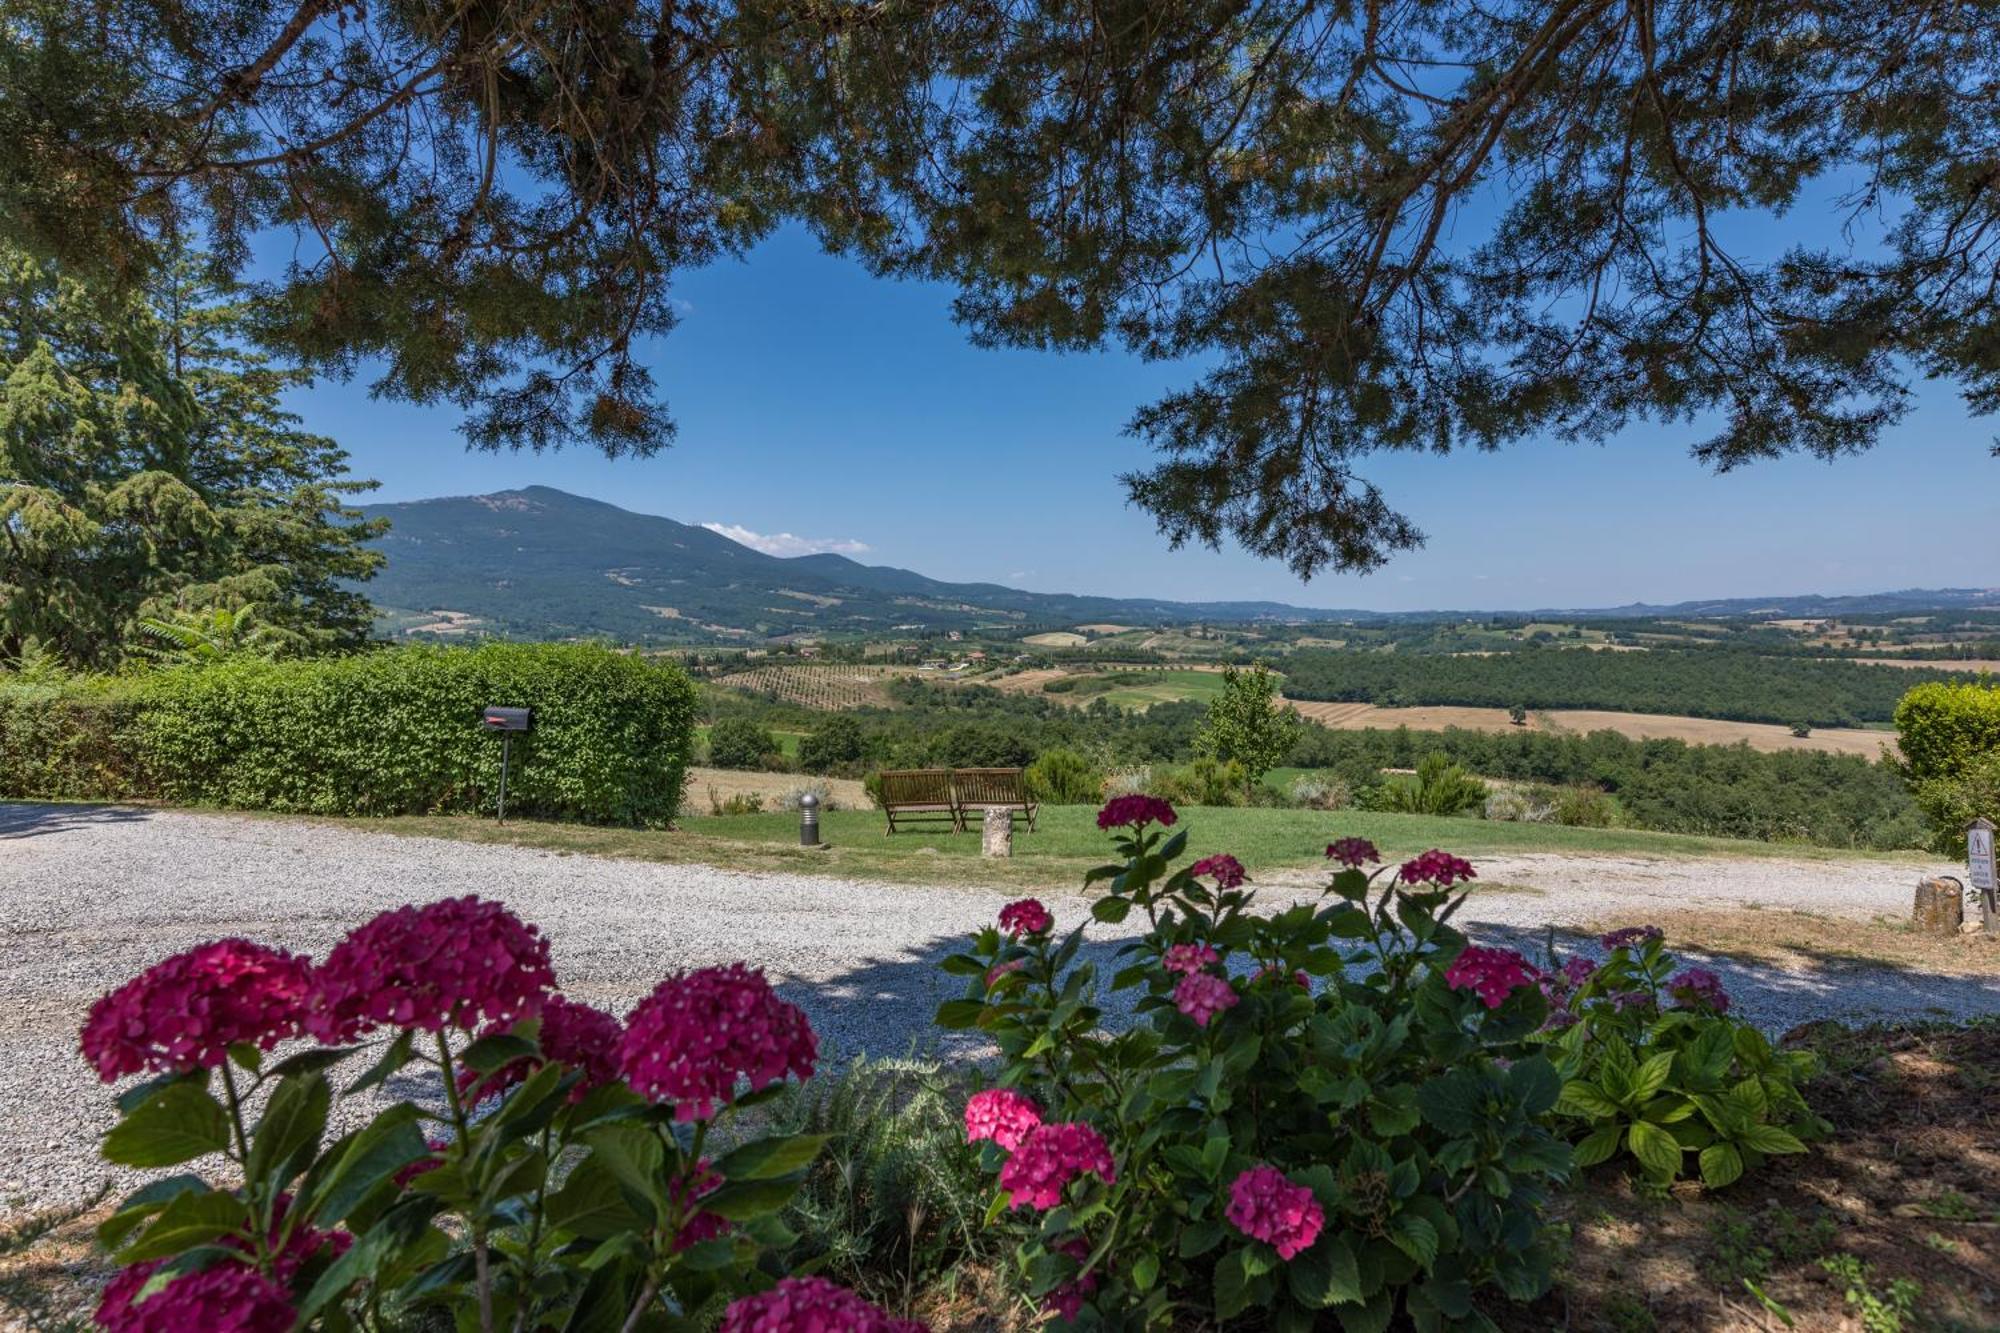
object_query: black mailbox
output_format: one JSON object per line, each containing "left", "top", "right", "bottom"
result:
{"left": 482, "top": 706, "right": 533, "bottom": 732}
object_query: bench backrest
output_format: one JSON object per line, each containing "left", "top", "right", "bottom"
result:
{"left": 953, "top": 767, "right": 1029, "bottom": 806}
{"left": 878, "top": 768, "right": 956, "bottom": 806}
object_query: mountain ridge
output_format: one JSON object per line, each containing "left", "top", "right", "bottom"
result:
{"left": 354, "top": 486, "right": 1998, "bottom": 641}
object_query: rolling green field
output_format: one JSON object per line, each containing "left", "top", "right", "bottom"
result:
{"left": 351, "top": 802, "right": 1927, "bottom": 890}
{"left": 1057, "top": 667, "right": 1236, "bottom": 710}
{"left": 693, "top": 723, "right": 806, "bottom": 761}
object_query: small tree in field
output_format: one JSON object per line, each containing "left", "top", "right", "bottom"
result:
{"left": 1509, "top": 704, "right": 1529, "bottom": 726}
{"left": 1195, "top": 665, "right": 1300, "bottom": 801}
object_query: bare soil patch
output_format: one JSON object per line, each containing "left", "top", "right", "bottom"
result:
{"left": 1283, "top": 700, "right": 1897, "bottom": 757}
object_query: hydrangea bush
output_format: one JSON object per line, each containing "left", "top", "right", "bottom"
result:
{"left": 79, "top": 895, "right": 916, "bottom": 1332}
{"left": 1540, "top": 927, "right": 1828, "bottom": 1188}
{"left": 935, "top": 800, "right": 1572, "bottom": 1332}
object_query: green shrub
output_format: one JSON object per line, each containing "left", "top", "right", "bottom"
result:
{"left": 1542, "top": 930, "right": 1826, "bottom": 1188}
{"left": 707, "top": 716, "right": 781, "bottom": 771}
{"left": 1894, "top": 680, "right": 2000, "bottom": 849}
{"left": 1154, "top": 755, "right": 1247, "bottom": 806}
{"left": 1548, "top": 783, "right": 1617, "bottom": 828}
{"left": 798, "top": 715, "right": 865, "bottom": 774}
{"left": 1370, "top": 751, "right": 1488, "bottom": 815}
{"left": 771, "top": 1057, "right": 997, "bottom": 1308}
{"left": 0, "top": 676, "right": 151, "bottom": 801}
{"left": 0, "top": 644, "right": 696, "bottom": 825}
{"left": 1024, "top": 747, "right": 1104, "bottom": 804}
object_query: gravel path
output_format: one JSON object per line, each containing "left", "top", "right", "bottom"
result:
{"left": 3, "top": 803, "right": 1993, "bottom": 1218}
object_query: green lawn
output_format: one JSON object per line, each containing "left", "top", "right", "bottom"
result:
{"left": 1061, "top": 668, "right": 1237, "bottom": 710}
{"left": 349, "top": 801, "right": 1927, "bottom": 890}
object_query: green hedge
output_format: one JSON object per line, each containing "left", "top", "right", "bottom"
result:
{"left": 0, "top": 644, "right": 698, "bottom": 826}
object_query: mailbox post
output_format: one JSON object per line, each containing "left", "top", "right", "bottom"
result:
{"left": 481, "top": 707, "right": 533, "bottom": 823}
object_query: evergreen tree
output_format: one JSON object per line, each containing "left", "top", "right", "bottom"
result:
{"left": 3, "top": 2, "right": 1995, "bottom": 574}
{"left": 0, "top": 243, "right": 383, "bottom": 667}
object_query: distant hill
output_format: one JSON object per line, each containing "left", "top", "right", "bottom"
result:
{"left": 353, "top": 487, "right": 1997, "bottom": 642}
{"left": 354, "top": 487, "right": 1340, "bottom": 641}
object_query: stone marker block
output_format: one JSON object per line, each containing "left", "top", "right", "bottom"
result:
{"left": 982, "top": 807, "right": 1013, "bottom": 859}
{"left": 1913, "top": 876, "right": 1964, "bottom": 934}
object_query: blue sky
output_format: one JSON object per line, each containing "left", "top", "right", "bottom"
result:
{"left": 291, "top": 222, "right": 1998, "bottom": 612}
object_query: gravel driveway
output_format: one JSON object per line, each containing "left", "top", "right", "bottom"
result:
{"left": 3, "top": 802, "right": 1993, "bottom": 1218}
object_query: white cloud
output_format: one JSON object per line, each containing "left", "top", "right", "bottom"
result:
{"left": 702, "top": 522, "right": 871, "bottom": 559}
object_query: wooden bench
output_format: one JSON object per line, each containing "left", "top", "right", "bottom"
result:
{"left": 952, "top": 767, "right": 1039, "bottom": 833}
{"left": 878, "top": 768, "right": 962, "bottom": 834}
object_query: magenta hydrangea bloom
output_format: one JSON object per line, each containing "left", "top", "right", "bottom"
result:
{"left": 1226, "top": 1165, "right": 1326, "bottom": 1260}
{"left": 670, "top": 1159, "right": 734, "bottom": 1252}
{"left": 1173, "top": 972, "right": 1239, "bottom": 1027}
{"left": 1162, "top": 943, "right": 1221, "bottom": 976}
{"left": 459, "top": 994, "right": 623, "bottom": 1104}
{"left": 1562, "top": 957, "right": 1598, "bottom": 986}
{"left": 997, "top": 898, "right": 1053, "bottom": 937}
{"left": 1189, "top": 854, "right": 1247, "bottom": 889}
{"left": 1443, "top": 946, "right": 1539, "bottom": 1009}
{"left": 1599, "top": 925, "right": 1664, "bottom": 952}
{"left": 80, "top": 939, "right": 313, "bottom": 1082}
{"left": 1043, "top": 1239, "right": 1098, "bottom": 1322}
{"left": 95, "top": 1261, "right": 297, "bottom": 1333}
{"left": 718, "top": 1277, "right": 926, "bottom": 1333}
{"left": 964, "top": 1087, "right": 1042, "bottom": 1152}
{"left": 999, "top": 1122, "right": 1116, "bottom": 1210}
{"left": 304, "top": 896, "right": 553, "bottom": 1043}
{"left": 1096, "top": 795, "right": 1176, "bottom": 830}
{"left": 1667, "top": 967, "right": 1731, "bottom": 1014}
{"left": 394, "top": 1138, "right": 451, "bottom": 1190}
{"left": 616, "top": 963, "right": 817, "bottom": 1120}
{"left": 1399, "top": 850, "right": 1478, "bottom": 887}
{"left": 1324, "top": 837, "right": 1381, "bottom": 868}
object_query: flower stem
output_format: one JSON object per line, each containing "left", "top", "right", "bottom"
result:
{"left": 437, "top": 1030, "right": 495, "bottom": 1333}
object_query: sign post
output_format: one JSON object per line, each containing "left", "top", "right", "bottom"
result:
{"left": 1969, "top": 817, "right": 1996, "bottom": 929}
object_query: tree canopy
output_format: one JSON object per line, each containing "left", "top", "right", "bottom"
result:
{"left": 7, "top": 0, "right": 1996, "bottom": 573}
{"left": 0, "top": 242, "right": 384, "bottom": 667}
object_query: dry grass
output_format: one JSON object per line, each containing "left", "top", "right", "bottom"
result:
{"left": 684, "top": 767, "right": 870, "bottom": 815}
{"left": 1587, "top": 907, "right": 2000, "bottom": 978}
{"left": 1282, "top": 699, "right": 1898, "bottom": 757}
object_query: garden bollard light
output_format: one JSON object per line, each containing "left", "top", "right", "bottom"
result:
{"left": 799, "top": 792, "right": 820, "bottom": 847}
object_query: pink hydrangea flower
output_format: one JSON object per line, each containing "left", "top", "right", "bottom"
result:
{"left": 1189, "top": 854, "right": 1247, "bottom": 889}
{"left": 304, "top": 896, "right": 553, "bottom": 1043}
{"left": 1667, "top": 967, "right": 1731, "bottom": 1014}
{"left": 1443, "top": 946, "right": 1539, "bottom": 1009}
{"left": 997, "top": 898, "right": 1053, "bottom": 936}
{"left": 1043, "top": 1239, "right": 1098, "bottom": 1322}
{"left": 1598, "top": 925, "right": 1664, "bottom": 952}
{"left": 1399, "top": 850, "right": 1477, "bottom": 887}
{"left": 1226, "top": 1165, "right": 1325, "bottom": 1260}
{"left": 999, "top": 1122, "right": 1117, "bottom": 1210}
{"left": 1173, "top": 972, "right": 1239, "bottom": 1027}
{"left": 95, "top": 1261, "right": 298, "bottom": 1332}
{"left": 1562, "top": 957, "right": 1598, "bottom": 986}
{"left": 670, "top": 1159, "right": 733, "bottom": 1251}
{"left": 1325, "top": 837, "right": 1381, "bottom": 868}
{"left": 616, "top": 963, "right": 817, "bottom": 1120}
{"left": 719, "top": 1277, "right": 925, "bottom": 1333}
{"left": 80, "top": 939, "right": 313, "bottom": 1082}
{"left": 1162, "top": 943, "right": 1221, "bottom": 976}
{"left": 983, "top": 958, "right": 1025, "bottom": 989}
{"left": 965, "top": 1087, "right": 1043, "bottom": 1151}
{"left": 458, "top": 994, "right": 623, "bottom": 1104}
{"left": 1096, "top": 795, "right": 1176, "bottom": 830}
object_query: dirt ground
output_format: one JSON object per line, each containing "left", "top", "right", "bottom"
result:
{"left": 1283, "top": 700, "right": 1897, "bottom": 758}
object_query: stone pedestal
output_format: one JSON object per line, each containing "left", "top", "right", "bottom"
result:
{"left": 981, "top": 807, "right": 1013, "bottom": 858}
{"left": 1913, "top": 876, "right": 1965, "bottom": 934}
